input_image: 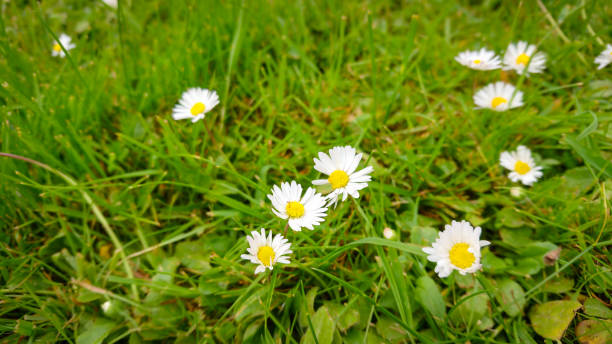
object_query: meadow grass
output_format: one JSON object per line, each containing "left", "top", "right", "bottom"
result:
{"left": 1, "top": 0, "right": 611, "bottom": 343}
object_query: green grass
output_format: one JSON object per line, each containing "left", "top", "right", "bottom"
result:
{"left": 1, "top": 0, "right": 611, "bottom": 343}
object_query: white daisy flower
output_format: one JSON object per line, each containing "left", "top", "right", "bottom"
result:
{"left": 503, "top": 41, "right": 547, "bottom": 75}
{"left": 172, "top": 88, "right": 219, "bottom": 123}
{"left": 499, "top": 145, "right": 543, "bottom": 186}
{"left": 595, "top": 44, "right": 612, "bottom": 70}
{"left": 51, "top": 34, "right": 76, "bottom": 58}
{"left": 240, "top": 229, "right": 292, "bottom": 274}
{"left": 267, "top": 181, "right": 328, "bottom": 232}
{"left": 422, "top": 220, "right": 490, "bottom": 278}
{"left": 454, "top": 48, "right": 501, "bottom": 70}
{"left": 473, "top": 81, "right": 524, "bottom": 111}
{"left": 312, "top": 146, "right": 374, "bottom": 205}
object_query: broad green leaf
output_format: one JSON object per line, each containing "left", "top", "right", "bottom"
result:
{"left": 508, "top": 257, "right": 542, "bottom": 276}
{"left": 143, "top": 257, "right": 182, "bottom": 304}
{"left": 198, "top": 274, "right": 225, "bottom": 295}
{"left": 150, "top": 303, "right": 184, "bottom": 326}
{"left": 449, "top": 291, "right": 489, "bottom": 328}
{"left": 175, "top": 241, "right": 211, "bottom": 273}
{"left": 415, "top": 275, "right": 446, "bottom": 320}
{"left": 434, "top": 158, "right": 457, "bottom": 178}
{"left": 559, "top": 167, "right": 596, "bottom": 197}
{"left": 199, "top": 235, "right": 234, "bottom": 256}
{"left": 410, "top": 226, "right": 438, "bottom": 246}
{"left": 542, "top": 277, "right": 574, "bottom": 294}
{"left": 517, "top": 242, "right": 557, "bottom": 258}
{"left": 589, "top": 79, "right": 612, "bottom": 98}
{"left": 529, "top": 300, "right": 581, "bottom": 340}
{"left": 76, "top": 318, "right": 117, "bottom": 344}
{"left": 354, "top": 297, "right": 372, "bottom": 330}
{"left": 298, "top": 287, "right": 319, "bottom": 329}
{"left": 454, "top": 273, "right": 476, "bottom": 289}
{"left": 499, "top": 228, "right": 532, "bottom": 247}
{"left": 433, "top": 196, "right": 479, "bottom": 213}
{"left": 234, "top": 288, "right": 266, "bottom": 322}
{"left": 242, "top": 319, "right": 263, "bottom": 343}
{"left": 575, "top": 319, "right": 612, "bottom": 344}
{"left": 481, "top": 250, "right": 508, "bottom": 274}
{"left": 494, "top": 279, "right": 526, "bottom": 317}
{"left": 302, "top": 306, "right": 335, "bottom": 344}
{"left": 344, "top": 329, "right": 385, "bottom": 344}
{"left": 477, "top": 315, "right": 494, "bottom": 331}
{"left": 496, "top": 207, "right": 525, "bottom": 228}
{"left": 214, "top": 321, "right": 236, "bottom": 342}
{"left": 565, "top": 136, "right": 612, "bottom": 179}
{"left": 324, "top": 301, "right": 360, "bottom": 332}
{"left": 376, "top": 316, "right": 408, "bottom": 341}
{"left": 584, "top": 298, "right": 612, "bottom": 319}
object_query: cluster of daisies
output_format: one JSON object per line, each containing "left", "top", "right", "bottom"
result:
{"left": 168, "top": 86, "right": 544, "bottom": 279}
{"left": 49, "top": 28, "right": 610, "bottom": 280}
{"left": 456, "top": 41, "right": 547, "bottom": 112}
{"left": 170, "top": 89, "right": 377, "bottom": 274}
{"left": 419, "top": 43, "right": 551, "bottom": 278}
{"left": 165, "top": 40, "right": 589, "bottom": 279}
{"left": 421, "top": 146, "right": 543, "bottom": 278}
{"left": 456, "top": 43, "right": 549, "bottom": 187}
{"left": 242, "top": 146, "right": 374, "bottom": 274}
{"left": 456, "top": 41, "right": 611, "bottom": 109}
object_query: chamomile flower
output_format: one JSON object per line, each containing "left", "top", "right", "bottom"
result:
{"left": 422, "top": 220, "right": 490, "bottom": 278}
{"left": 172, "top": 88, "right": 219, "bottom": 123}
{"left": 51, "top": 34, "right": 75, "bottom": 58}
{"left": 241, "top": 229, "right": 292, "bottom": 274}
{"left": 267, "top": 181, "right": 328, "bottom": 232}
{"left": 454, "top": 48, "right": 501, "bottom": 70}
{"left": 503, "top": 41, "right": 547, "bottom": 75}
{"left": 473, "top": 81, "right": 524, "bottom": 111}
{"left": 312, "top": 146, "right": 373, "bottom": 206}
{"left": 499, "top": 145, "right": 543, "bottom": 186}
{"left": 594, "top": 44, "right": 612, "bottom": 70}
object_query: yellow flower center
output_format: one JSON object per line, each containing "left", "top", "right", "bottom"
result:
{"left": 449, "top": 243, "right": 475, "bottom": 269}
{"left": 491, "top": 97, "right": 507, "bottom": 108}
{"left": 516, "top": 53, "right": 530, "bottom": 66}
{"left": 53, "top": 43, "right": 62, "bottom": 52}
{"left": 473, "top": 59, "right": 481, "bottom": 64}
{"left": 514, "top": 161, "right": 531, "bottom": 175}
{"left": 190, "top": 102, "right": 206, "bottom": 116}
{"left": 285, "top": 201, "right": 305, "bottom": 218}
{"left": 328, "top": 170, "right": 349, "bottom": 189}
{"left": 257, "top": 246, "right": 275, "bottom": 267}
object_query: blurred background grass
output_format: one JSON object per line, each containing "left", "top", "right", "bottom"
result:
{"left": 1, "top": 0, "right": 611, "bottom": 343}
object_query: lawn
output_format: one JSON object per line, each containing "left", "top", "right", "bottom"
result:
{"left": 1, "top": 0, "right": 611, "bottom": 343}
